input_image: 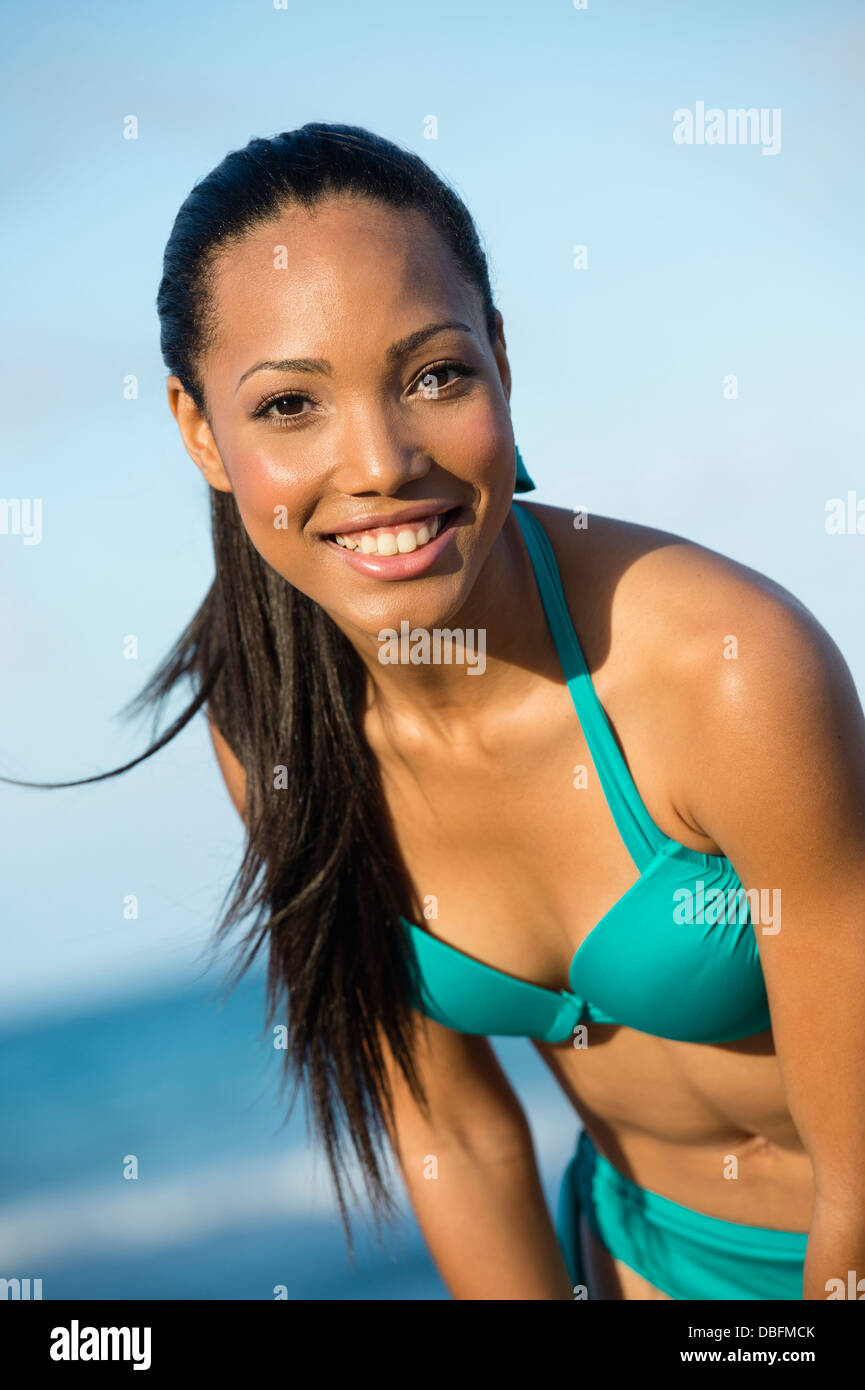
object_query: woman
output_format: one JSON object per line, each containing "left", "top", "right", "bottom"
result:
{"left": 14, "top": 123, "right": 865, "bottom": 1300}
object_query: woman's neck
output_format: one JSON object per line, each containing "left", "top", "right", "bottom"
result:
{"left": 331, "top": 505, "right": 563, "bottom": 747}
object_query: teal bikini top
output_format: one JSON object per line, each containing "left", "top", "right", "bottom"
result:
{"left": 398, "top": 503, "right": 772, "bottom": 1046}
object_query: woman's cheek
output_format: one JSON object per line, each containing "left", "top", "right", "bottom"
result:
{"left": 230, "top": 453, "right": 310, "bottom": 568}
{"left": 460, "top": 404, "right": 513, "bottom": 481}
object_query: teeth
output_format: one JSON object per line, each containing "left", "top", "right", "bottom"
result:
{"left": 334, "top": 511, "right": 447, "bottom": 555}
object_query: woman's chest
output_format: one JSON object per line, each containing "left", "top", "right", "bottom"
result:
{"left": 373, "top": 697, "right": 669, "bottom": 994}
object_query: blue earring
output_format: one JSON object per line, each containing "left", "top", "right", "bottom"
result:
{"left": 514, "top": 444, "right": 537, "bottom": 494}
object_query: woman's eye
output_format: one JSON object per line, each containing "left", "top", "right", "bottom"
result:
{"left": 255, "top": 393, "right": 313, "bottom": 424}
{"left": 412, "top": 361, "right": 472, "bottom": 397}
{"left": 254, "top": 360, "right": 474, "bottom": 425}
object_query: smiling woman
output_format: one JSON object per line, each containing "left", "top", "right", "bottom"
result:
{"left": 152, "top": 125, "right": 530, "bottom": 1253}
{"left": 9, "top": 122, "right": 538, "bottom": 1258}
{"left": 7, "top": 122, "right": 865, "bottom": 1303}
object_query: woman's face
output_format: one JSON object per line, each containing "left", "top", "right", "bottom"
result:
{"left": 167, "top": 193, "right": 516, "bottom": 640}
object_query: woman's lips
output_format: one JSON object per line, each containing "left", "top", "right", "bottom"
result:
{"left": 323, "top": 507, "right": 461, "bottom": 579}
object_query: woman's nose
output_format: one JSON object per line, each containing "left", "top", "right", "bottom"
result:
{"left": 328, "top": 412, "right": 433, "bottom": 496}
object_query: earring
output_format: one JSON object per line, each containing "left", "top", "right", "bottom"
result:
{"left": 514, "top": 444, "right": 537, "bottom": 494}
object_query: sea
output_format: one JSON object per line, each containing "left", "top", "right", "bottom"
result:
{"left": 0, "top": 970, "right": 579, "bottom": 1299}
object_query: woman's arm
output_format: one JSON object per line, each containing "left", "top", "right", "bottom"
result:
{"left": 378, "top": 1012, "right": 575, "bottom": 1300}
{"left": 667, "top": 577, "right": 865, "bottom": 1300}
{"left": 206, "top": 705, "right": 573, "bottom": 1299}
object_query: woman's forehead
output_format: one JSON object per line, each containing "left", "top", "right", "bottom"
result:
{"left": 205, "top": 199, "right": 479, "bottom": 373}
{"left": 215, "top": 196, "right": 451, "bottom": 291}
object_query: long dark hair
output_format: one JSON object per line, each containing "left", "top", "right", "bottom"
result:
{"left": 3, "top": 124, "right": 503, "bottom": 1250}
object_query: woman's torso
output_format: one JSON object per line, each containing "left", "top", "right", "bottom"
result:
{"left": 360, "top": 500, "right": 814, "bottom": 1251}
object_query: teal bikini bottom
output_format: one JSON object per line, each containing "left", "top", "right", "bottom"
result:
{"left": 557, "top": 1129, "right": 809, "bottom": 1300}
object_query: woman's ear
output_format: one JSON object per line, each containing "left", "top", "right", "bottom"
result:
{"left": 491, "top": 309, "right": 511, "bottom": 406}
{"left": 165, "top": 375, "right": 233, "bottom": 493}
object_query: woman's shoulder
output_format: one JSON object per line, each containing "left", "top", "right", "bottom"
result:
{"left": 514, "top": 499, "right": 849, "bottom": 846}
{"left": 514, "top": 498, "right": 822, "bottom": 673}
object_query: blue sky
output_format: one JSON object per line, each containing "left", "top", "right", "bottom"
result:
{"left": 1, "top": 0, "right": 863, "bottom": 1020}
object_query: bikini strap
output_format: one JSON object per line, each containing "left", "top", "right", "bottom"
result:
{"left": 512, "top": 503, "right": 669, "bottom": 872}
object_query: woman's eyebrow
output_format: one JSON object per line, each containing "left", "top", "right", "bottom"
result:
{"left": 234, "top": 320, "right": 475, "bottom": 393}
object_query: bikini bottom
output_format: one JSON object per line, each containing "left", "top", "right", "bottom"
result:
{"left": 556, "top": 1128, "right": 809, "bottom": 1300}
